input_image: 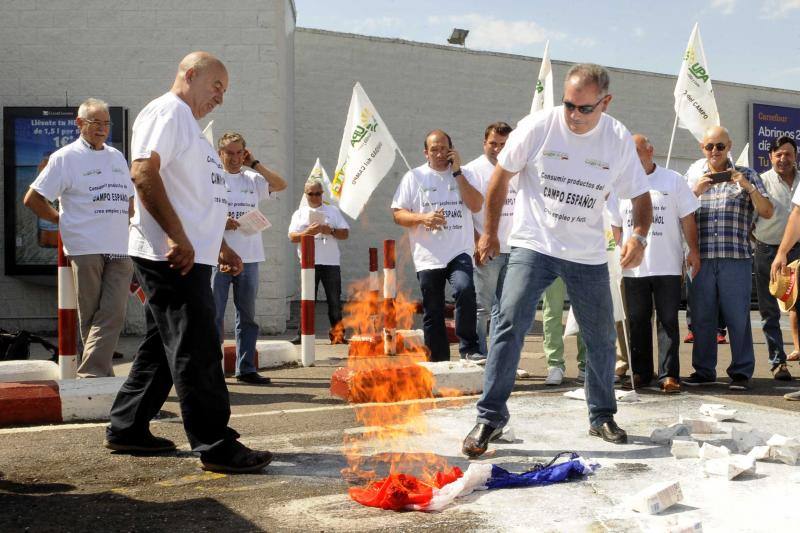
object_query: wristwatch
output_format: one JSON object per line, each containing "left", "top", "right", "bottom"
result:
{"left": 250, "top": 159, "right": 260, "bottom": 169}
{"left": 632, "top": 232, "right": 648, "bottom": 249}
{"left": 452, "top": 169, "right": 463, "bottom": 178}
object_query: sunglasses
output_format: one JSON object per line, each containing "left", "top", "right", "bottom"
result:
{"left": 306, "top": 191, "right": 323, "bottom": 196}
{"left": 703, "top": 142, "right": 727, "bottom": 152}
{"left": 562, "top": 95, "right": 607, "bottom": 115}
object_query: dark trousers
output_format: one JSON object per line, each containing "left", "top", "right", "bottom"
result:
{"left": 417, "top": 253, "right": 479, "bottom": 362}
{"left": 107, "top": 258, "right": 238, "bottom": 455}
{"left": 754, "top": 241, "right": 800, "bottom": 367}
{"left": 315, "top": 265, "right": 343, "bottom": 329}
{"left": 623, "top": 275, "right": 681, "bottom": 383}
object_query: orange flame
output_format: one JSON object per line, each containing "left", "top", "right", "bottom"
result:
{"left": 340, "top": 277, "right": 454, "bottom": 487}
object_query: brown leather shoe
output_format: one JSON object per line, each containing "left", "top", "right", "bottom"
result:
{"left": 661, "top": 377, "right": 681, "bottom": 394}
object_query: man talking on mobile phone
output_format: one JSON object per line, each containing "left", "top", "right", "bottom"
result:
{"left": 391, "top": 130, "right": 484, "bottom": 362}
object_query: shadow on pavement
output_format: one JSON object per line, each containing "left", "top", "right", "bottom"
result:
{"left": 0, "top": 480, "right": 259, "bottom": 532}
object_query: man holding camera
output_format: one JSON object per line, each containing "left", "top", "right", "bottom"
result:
{"left": 684, "top": 126, "right": 772, "bottom": 391}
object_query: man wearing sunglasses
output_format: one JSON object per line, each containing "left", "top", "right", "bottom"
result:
{"left": 684, "top": 126, "right": 772, "bottom": 391}
{"left": 288, "top": 177, "right": 350, "bottom": 344}
{"left": 462, "top": 64, "right": 652, "bottom": 457}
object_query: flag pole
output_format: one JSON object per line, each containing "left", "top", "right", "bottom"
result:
{"left": 665, "top": 112, "right": 679, "bottom": 169}
{"left": 396, "top": 147, "right": 412, "bottom": 171}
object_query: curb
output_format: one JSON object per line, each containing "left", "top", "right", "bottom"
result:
{"left": 0, "top": 360, "right": 60, "bottom": 383}
{"left": 222, "top": 340, "right": 298, "bottom": 375}
{"left": 330, "top": 358, "right": 484, "bottom": 402}
{"left": 0, "top": 377, "right": 126, "bottom": 427}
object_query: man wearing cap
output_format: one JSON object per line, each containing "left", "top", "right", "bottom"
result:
{"left": 754, "top": 136, "right": 798, "bottom": 381}
{"left": 685, "top": 126, "right": 772, "bottom": 391}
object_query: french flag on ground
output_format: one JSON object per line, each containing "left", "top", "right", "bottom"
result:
{"left": 350, "top": 452, "right": 599, "bottom": 512}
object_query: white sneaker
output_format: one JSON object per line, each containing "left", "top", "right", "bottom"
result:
{"left": 544, "top": 367, "right": 564, "bottom": 386}
{"left": 576, "top": 369, "right": 586, "bottom": 383}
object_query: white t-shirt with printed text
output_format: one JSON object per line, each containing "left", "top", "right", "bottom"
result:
{"left": 391, "top": 163, "right": 480, "bottom": 272}
{"left": 128, "top": 92, "right": 229, "bottom": 266}
{"left": 464, "top": 154, "right": 517, "bottom": 254}
{"left": 498, "top": 106, "right": 650, "bottom": 265}
{"left": 223, "top": 168, "right": 273, "bottom": 263}
{"left": 288, "top": 203, "right": 350, "bottom": 266}
{"left": 31, "top": 138, "right": 132, "bottom": 256}
{"left": 606, "top": 165, "right": 700, "bottom": 277}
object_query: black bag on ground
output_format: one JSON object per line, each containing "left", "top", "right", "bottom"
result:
{"left": 0, "top": 328, "right": 58, "bottom": 361}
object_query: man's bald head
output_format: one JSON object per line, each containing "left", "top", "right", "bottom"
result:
{"left": 176, "top": 51, "right": 225, "bottom": 79}
{"left": 701, "top": 125, "right": 732, "bottom": 171}
{"left": 632, "top": 134, "right": 655, "bottom": 172}
{"left": 702, "top": 126, "right": 731, "bottom": 145}
{"left": 171, "top": 51, "right": 228, "bottom": 119}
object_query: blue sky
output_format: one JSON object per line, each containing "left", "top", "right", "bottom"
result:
{"left": 295, "top": 0, "right": 800, "bottom": 91}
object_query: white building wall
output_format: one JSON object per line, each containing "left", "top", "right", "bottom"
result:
{"left": 0, "top": 0, "right": 295, "bottom": 335}
{"left": 294, "top": 28, "right": 800, "bottom": 299}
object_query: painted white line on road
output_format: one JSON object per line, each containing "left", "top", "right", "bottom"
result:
{"left": 0, "top": 387, "right": 594, "bottom": 436}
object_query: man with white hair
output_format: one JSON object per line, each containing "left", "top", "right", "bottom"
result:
{"left": 105, "top": 52, "right": 272, "bottom": 474}
{"left": 684, "top": 126, "right": 772, "bottom": 391}
{"left": 24, "top": 97, "right": 133, "bottom": 378}
{"left": 288, "top": 177, "right": 350, "bottom": 343}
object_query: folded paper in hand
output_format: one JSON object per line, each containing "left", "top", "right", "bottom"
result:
{"left": 237, "top": 209, "right": 271, "bottom": 235}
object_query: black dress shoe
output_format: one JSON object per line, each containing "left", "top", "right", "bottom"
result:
{"left": 104, "top": 432, "right": 177, "bottom": 453}
{"left": 589, "top": 420, "right": 628, "bottom": 444}
{"left": 236, "top": 372, "right": 271, "bottom": 385}
{"left": 462, "top": 423, "right": 502, "bottom": 458}
{"left": 290, "top": 335, "right": 302, "bottom": 345}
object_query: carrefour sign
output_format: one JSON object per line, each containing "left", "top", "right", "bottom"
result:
{"left": 751, "top": 102, "right": 800, "bottom": 174}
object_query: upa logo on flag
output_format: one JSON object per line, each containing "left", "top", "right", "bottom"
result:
{"left": 535, "top": 79, "right": 544, "bottom": 94}
{"left": 350, "top": 109, "right": 378, "bottom": 147}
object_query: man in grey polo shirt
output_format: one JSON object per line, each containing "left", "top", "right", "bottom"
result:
{"left": 754, "top": 136, "right": 798, "bottom": 381}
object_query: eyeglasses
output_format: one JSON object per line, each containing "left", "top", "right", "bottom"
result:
{"left": 703, "top": 142, "right": 727, "bottom": 152}
{"left": 84, "top": 119, "right": 112, "bottom": 128}
{"left": 562, "top": 95, "right": 607, "bottom": 115}
{"left": 306, "top": 192, "right": 323, "bottom": 196}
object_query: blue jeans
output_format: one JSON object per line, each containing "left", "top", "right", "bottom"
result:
{"left": 477, "top": 248, "right": 617, "bottom": 428}
{"left": 689, "top": 258, "right": 754, "bottom": 380}
{"left": 754, "top": 242, "right": 800, "bottom": 367}
{"left": 417, "top": 253, "right": 480, "bottom": 361}
{"left": 212, "top": 262, "right": 259, "bottom": 376}
{"left": 473, "top": 252, "right": 509, "bottom": 355}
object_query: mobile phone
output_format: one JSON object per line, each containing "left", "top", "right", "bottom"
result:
{"left": 708, "top": 170, "right": 732, "bottom": 184}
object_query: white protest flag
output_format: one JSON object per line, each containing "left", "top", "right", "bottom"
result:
{"left": 666, "top": 23, "right": 720, "bottom": 167}
{"left": 202, "top": 120, "right": 214, "bottom": 146}
{"left": 736, "top": 143, "right": 750, "bottom": 167}
{"left": 300, "top": 158, "right": 335, "bottom": 208}
{"left": 332, "top": 82, "right": 409, "bottom": 219}
{"left": 530, "top": 40, "right": 554, "bottom": 114}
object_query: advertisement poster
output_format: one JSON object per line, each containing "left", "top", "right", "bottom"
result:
{"left": 750, "top": 102, "right": 800, "bottom": 175}
{"left": 3, "top": 107, "right": 127, "bottom": 275}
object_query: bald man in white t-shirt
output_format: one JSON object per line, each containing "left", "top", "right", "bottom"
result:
{"left": 463, "top": 64, "right": 652, "bottom": 457}
{"left": 105, "top": 51, "right": 272, "bottom": 474}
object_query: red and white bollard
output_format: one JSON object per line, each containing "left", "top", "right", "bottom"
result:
{"left": 368, "top": 247, "right": 380, "bottom": 333}
{"left": 300, "top": 235, "right": 316, "bottom": 367}
{"left": 57, "top": 232, "right": 78, "bottom": 379}
{"left": 383, "top": 240, "right": 397, "bottom": 355}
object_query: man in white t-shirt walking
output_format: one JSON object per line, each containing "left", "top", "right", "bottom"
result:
{"left": 466, "top": 122, "right": 513, "bottom": 358}
{"left": 213, "top": 131, "right": 287, "bottom": 385}
{"left": 105, "top": 52, "right": 272, "bottom": 474}
{"left": 288, "top": 178, "right": 350, "bottom": 343}
{"left": 392, "top": 130, "right": 484, "bottom": 362}
{"left": 24, "top": 97, "right": 133, "bottom": 378}
{"left": 607, "top": 134, "right": 700, "bottom": 394}
{"left": 463, "top": 64, "right": 652, "bottom": 457}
